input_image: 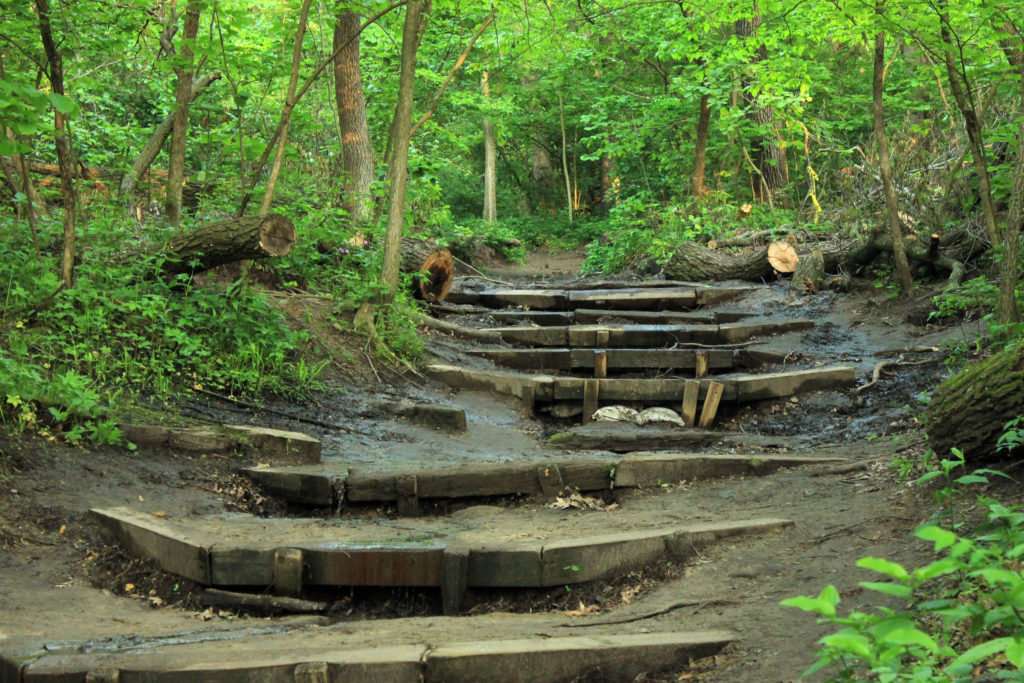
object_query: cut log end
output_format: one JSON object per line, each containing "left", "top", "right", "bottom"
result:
{"left": 768, "top": 241, "right": 799, "bottom": 273}
{"left": 258, "top": 215, "right": 297, "bottom": 257}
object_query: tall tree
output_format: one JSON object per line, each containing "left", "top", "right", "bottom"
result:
{"left": 333, "top": 7, "right": 375, "bottom": 224}
{"left": 260, "top": 0, "right": 313, "bottom": 216}
{"left": 166, "top": 0, "right": 201, "bottom": 227}
{"left": 380, "top": 0, "right": 426, "bottom": 295}
{"left": 734, "top": 2, "right": 788, "bottom": 206}
{"left": 872, "top": 15, "right": 914, "bottom": 296}
{"left": 34, "top": 0, "right": 76, "bottom": 287}
{"left": 481, "top": 70, "right": 497, "bottom": 223}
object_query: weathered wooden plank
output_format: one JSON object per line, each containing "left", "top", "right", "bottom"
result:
{"left": 222, "top": 425, "right": 321, "bottom": 464}
{"left": 567, "top": 324, "right": 724, "bottom": 348}
{"left": 732, "top": 365, "right": 856, "bottom": 400}
{"left": 424, "top": 364, "right": 555, "bottom": 401}
{"left": 244, "top": 467, "right": 337, "bottom": 506}
{"left": 575, "top": 308, "right": 717, "bottom": 325}
{"left": 274, "top": 548, "right": 303, "bottom": 597}
{"left": 305, "top": 545, "right": 445, "bottom": 586}
{"left": 552, "top": 377, "right": 739, "bottom": 402}
{"left": 89, "top": 508, "right": 213, "bottom": 584}
{"left": 681, "top": 380, "right": 699, "bottom": 426}
{"left": 210, "top": 546, "right": 274, "bottom": 585}
{"left": 560, "top": 460, "right": 617, "bottom": 491}
{"left": 542, "top": 530, "right": 669, "bottom": 585}
{"left": 718, "top": 319, "right": 814, "bottom": 341}
{"left": 441, "top": 547, "right": 470, "bottom": 615}
{"left": 444, "top": 290, "right": 481, "bottom": 305}
{"left": 566, "top": 288, "right": 697, "bottom": 310}
{"left": 467, "top": 545, "right": 543, "bottom": 587}
{"left": 614, "top": 453, "right": 843, "bottom": 488}
{"left": 582, "top": 380, "right": 599, "bottom": 424}
{"left": 373, "top": 401, "right": 468, "bottom": 432}
{"left": 489, "top": 311, "right": 574, "bottom": 326}
{"left": 694, "top": 286, "right": 756, "bottom": 305}
{"left": 466, "top": 349, "right": 572, "bottom": 370}
{"left": 426, "top": 632, "right": 736, "bottom": 683}
{"left": 664, "top": 519, "right": 794, "bottom": 559}
{"left": 416, "top": 464, "right": 542, "bottom": 498}
{"left": 549, "top": 424, "right": 797, "bottom": 452}
{"left": 698, "top": 382, "right": 725, "bottom": 428}
{"left": 478, "top": 288, "right": 568, "bottom": 310}
{"left": 346, "top": 471, "right": 397, "bottom": 503}
{"left": 483, "top": 326, "right": 568, "bottom": 346}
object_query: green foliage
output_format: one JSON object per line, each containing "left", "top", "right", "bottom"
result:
{"left": 783, "top": 431, "right": 1024, "bottom": 681}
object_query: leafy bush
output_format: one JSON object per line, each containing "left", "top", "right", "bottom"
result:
{"left": 782, "top": 429, "right": 1024, "bottom": 681}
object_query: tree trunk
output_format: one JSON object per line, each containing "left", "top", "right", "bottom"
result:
{"left": 927, "top": 342, "right": 1024, "bottom": 460}
{"left": 937, "top": 0, "right": 1000, "bottom": 244}
{"left": 401, "top": 237, "right": 453, "bottom": 302}
{"left": 693, "top": 90, "right": 711, "bottom": 198}
{"left": 558, "top": 89, "right": 573, "bottom": 222}
{"left": 260, "top": 0, "right": 312, "bottom": 216}
{"left": 379, "top": 0, "right": 425, "bottom": 296}
{"left": 734, "top": 5, "right": 788, "bottom": 206}
{"left": 138, "top": 214, "right": 296, "bottom": 277}
{"left": 119, "top": 72, "right": 221, "bottom": 217}
{"left": 873, "top": 22, "right": 914, "bottom": 296}
{"left": 997, "top": 37, "right": 1024, "bottom": 328}
{"left": 165, "top": 0, "right": 201, "bottom": 227}
{"left": 35, "top": 0, "right": 76, "bottom": 288}
{"left": 333, "top": 9, "right": 375, "bottom": 224}
{"left": 482, "top": 71, "right": 497, "bottom": 223}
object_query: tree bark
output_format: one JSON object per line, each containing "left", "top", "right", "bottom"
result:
{"left": 937, "top": 0, "right": 1000, "bottom": 244}
{"left": 997, "top": 35, "right": 1024, "bottom": 328}
{"left": 873, "top": 23, "right": 914, "bottom": 296}
{"left": 481, "top": 71, "right": 497, "bottom": 223}
{"left": 734, "top": 5, "right": 788, "bottom": 206}
{"left": 165, "top": 0, "right": 200, "bottom": 227}
{"left": 119, "top": 72, "right": 221, "bottom": 217}
{"left": 927, "top": 342, "right": 1024, "bottom": 460}
{"left": 663, "top": 230, "right": 964, "bottom": 285}
{"left": 35, "top": 0, "right": 76, "bottom": 288}
{"left": 260, "top": 0, "right": 312, "bottom": 216}
{"left": 380, "top": 0, "right": 426, "bottom": 296}
{"left": 401, "top": 237, "right": 453, "bottom": 302}
{"left": 558, "top": 89, "right": 573, "bottom": 222}
{"left": 333, "top": 9, "right": 375, "bottom": 224}
{"left": 135, "top": 214, "right": 296, "bottom": 277}
{"left": 693, "top": 90, "right": 711, "bottom": 198}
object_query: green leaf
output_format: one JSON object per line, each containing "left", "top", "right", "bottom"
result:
{"left": 47, "top": 93, "right": 79, "bottom": 116}
{"left": 859, "top": 581, "right": 913, "bottom": 598}
{"left": 946, "top": 637, "right": 1013, "bottom": 670}
{"left": 1005, "top": 636, "right": 1024, "bottom": 668}
{"left": 916, "top": 525, "right": 958, "bottom": 551}
{"left": 820, "top": 631, "right": 872, "bottom": 659}
{"left": 857, "top": 557, "right": 909, "bottom": 581}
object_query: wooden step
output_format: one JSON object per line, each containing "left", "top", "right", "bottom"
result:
{"left": 10, "top": 631, "right": 737, "bottom": 683}
{"left": 467, "top": 348, "right": 789, "bottom": 372}
{"left": 90, "top": 506, "right": 792, "bottom": 589}
{"left": 483, "top": 319, "right": 814, "bottom": 347}
{"left": 489, "top": 310, "right": 575, "bottom": 326}
{"left": 549, "top": 424, "right": 800, "bottom": 452}
{"left": 426, "top": 364, "right": 855, "bottom": 404}
{"left": 474, "top": 285, "right": 756, "bottom": 311}
{"left": 245, "top": 453, "right": 842, "bottom": 507}
{"left": 486, "top": 309, "right": 755, "bottom": 326}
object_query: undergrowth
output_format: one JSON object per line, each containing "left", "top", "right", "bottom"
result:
{"left": 783, "top": 422, "right": 1024, "bottom": 681}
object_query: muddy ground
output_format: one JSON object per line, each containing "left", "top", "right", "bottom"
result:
{"left": 0, "top": 250, "right": 1010, "bottom": 682}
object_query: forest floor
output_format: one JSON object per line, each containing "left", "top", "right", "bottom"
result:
{"left": 0, "top": 249, "right": 1006, "bottom": 682}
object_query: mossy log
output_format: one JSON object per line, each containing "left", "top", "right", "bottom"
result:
{"left": 141, "top": 214, "right": 296, "bottom": 276}
{"left": 927, "top": 343, "right": 1024, "bottom": 460}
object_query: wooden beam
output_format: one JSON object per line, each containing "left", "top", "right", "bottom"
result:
{"left": 698, "top": 382, "right": 725, "bottom": 429}
{"left": 583, "top": 380, "right": 600, "bottom": 424}
{"left": 681, "top": 380, "right": 700, "bottom": 426}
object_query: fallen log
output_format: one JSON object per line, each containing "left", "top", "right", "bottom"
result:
{"left": 137, "top": 214, "right": 296, "bottom": 276}
{"left": 664, "top": 229, "right": 964, "bottom": 287}
{"left": 401, "top": 237, "right": 454, "bottom": 302}
{"left": 927, "top": 342, "right": 1024, "bottom": 460}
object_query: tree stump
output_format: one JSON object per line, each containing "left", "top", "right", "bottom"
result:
{"left": 927, "top": 342, "right": 1024, "bottom": 460}
{"left": 768, "top": 241, "right": 799, "bottom": 273}
{"left": 401, "top": 237, "right": 453, "bottom": 302}
{"left": 791, "top": 248, "right": 825, "bottom": 292}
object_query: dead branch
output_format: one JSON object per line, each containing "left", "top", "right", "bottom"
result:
{"left": 415, "top": 314, "right": 505, "bottom": 343}
{"left": 854, "top": 357, "right": 942, "bottom": 394}
{"left": 558, "top": 598, "right": 738, "bottom": 627}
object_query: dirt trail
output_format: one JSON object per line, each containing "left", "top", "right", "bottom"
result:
{"left": 0, "top": 250, "right": 974, "bottom": 681}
